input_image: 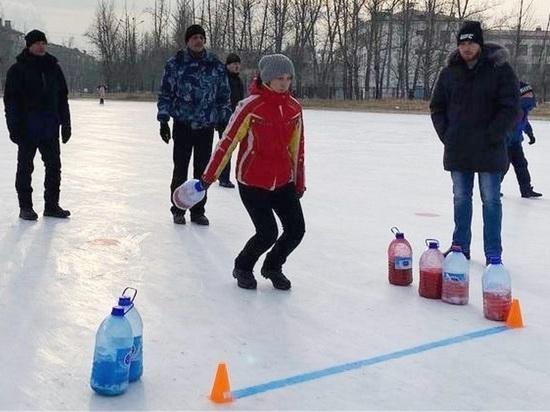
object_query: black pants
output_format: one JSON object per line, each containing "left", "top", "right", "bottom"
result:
{"left": 235, "top": 182, "right": 305, "bottom": 272}
{"left": 217, "top": 130, "right": 231, "bottom": 183}
{"left": 16, "top": 138, "right": 62, "bottom": 208}
{"left": 170, "top": 122, "right": 214, "bottom": 217}
{"left": 502, "top": 142, "right": 532, "bottom": 194}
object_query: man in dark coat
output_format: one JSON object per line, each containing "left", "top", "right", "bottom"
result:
{"left": 430, "top": 21, "right": 519, "bottom": 263}
{"left": 217, "top": 52, "right": 245, "bottom": 188}
{"left": 3, "top": 29, "right": 72, "bottom": 220}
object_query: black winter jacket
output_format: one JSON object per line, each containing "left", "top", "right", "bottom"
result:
{"left": 227, "top": 71, "right": 244, "bottom": 111}
{"left": 430, "top": 43, "right": 519, "bottom": 172}
{"left": 3, "top": 50, "right": 70, "bottom": 142}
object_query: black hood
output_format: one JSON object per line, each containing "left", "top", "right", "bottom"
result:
{"left": 446, "top": 43, "right": 510, "bottom": 68}
{"left": 16, "top": 49, "right": 59, "bottom": 67}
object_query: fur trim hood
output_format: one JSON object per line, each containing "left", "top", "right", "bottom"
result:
{"left": 446, "top": 42, "right": 510, "bottom": 67}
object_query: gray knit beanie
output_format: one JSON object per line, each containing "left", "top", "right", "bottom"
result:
{"left": 259, "top": 54, "right": 295, "bottom": 84}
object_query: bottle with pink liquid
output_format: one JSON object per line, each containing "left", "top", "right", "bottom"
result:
{"left": 482, "top": 256, "right": 512, "bottom": 321}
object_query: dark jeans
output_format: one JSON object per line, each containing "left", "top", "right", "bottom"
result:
{"left": 217, "top": 130, "right": 231, "bottom": 183}
{"left": 502, "top": 142, "right": 532, "bottom": 194}
{"left": 170, "top": 122, "right": 214, "bottom": 218}
{"left": 235, "top": 182, "right": 306, "bottom": 272}
{"left": 451, "top": 171, "right": 502, "bottom": 259}
{"left": 16, "top": 138, "right": 62, "bottom": 208}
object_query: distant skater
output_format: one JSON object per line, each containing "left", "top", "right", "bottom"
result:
{"left": 97, "top": 84, "right": 107, "bottom": 105}
{"left": 202, "top": 54, "right": 306, "bottom": 290}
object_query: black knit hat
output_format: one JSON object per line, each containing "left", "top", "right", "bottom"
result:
{"left": 519, "top": 81, "right": 534, "bottom": 96}
{"left": 226, "top": 53, "right": 241, "bottom": 65}
{"left": 185, "top": 24, "right": 206, "bottom": 43}
{"left": 456, "top": 21, "right": 483, "bottom": 46}
{"left": 25, "top": 29, "right": 47, "bottom": 48}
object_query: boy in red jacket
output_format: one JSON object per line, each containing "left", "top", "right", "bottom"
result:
{"left": 202, "top": 54, "right": 306, "bottom": 290}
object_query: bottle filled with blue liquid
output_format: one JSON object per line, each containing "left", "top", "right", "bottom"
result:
{"left": 90, "top": 306, "right": 133, "bottom": 396}
{"left": 118, "top": 287, "right": 143, "bottom": 382}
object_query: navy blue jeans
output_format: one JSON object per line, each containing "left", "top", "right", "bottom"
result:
{"left": 451, "top": 171, "right": 502, "bottom": 259}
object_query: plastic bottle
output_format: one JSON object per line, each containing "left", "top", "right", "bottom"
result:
{"left": 482, "top": 256, "right": 512, "bottom": 321}
{"left": 172, "top": 179, "right": 206, "bottom": 210}
{"left": 442, "top": 244, "right": 469, "bottom": 305}
{"left": 418, "top": 239, "right": 444, "bottom": 299}
{"left": 388, "top": 227, "right": 413, "bottom": 286}
{"left": 118, "top": 287, "right": 143, "bottom": 382}
{"left": 90, "top": 306, "right": 133, "bottom": 396}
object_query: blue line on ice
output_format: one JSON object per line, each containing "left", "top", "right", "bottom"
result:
{"left": 231, "top": 325, "right": 509, "bottom": 399}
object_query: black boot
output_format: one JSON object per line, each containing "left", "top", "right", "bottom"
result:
{"left": 233, "top": 268, "right": 257, "bottom": 289}
{"left": 19, "top": 207, "right": 38, "bottom": 221}
{"left": 521, "top": 187, "right": 542, "bottom": 198}
{"left": 44, "top": 205, "right": 71, "bottom": 218}
{"left": 261, "top": 267, "right": 292, "bottom": 290}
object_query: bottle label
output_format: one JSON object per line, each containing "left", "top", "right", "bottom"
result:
{"left": 443, "top": 272, "right": 466, "bottom": 283}
{"left": 394, "top": 257, "right": 412, "bottom": 269}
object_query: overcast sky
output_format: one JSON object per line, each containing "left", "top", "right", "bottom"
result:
{"left": 1, "top": 0, "right": 549, "bottom": 51}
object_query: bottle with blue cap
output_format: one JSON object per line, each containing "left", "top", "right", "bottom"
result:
{"left": 118, "top": 287, "right": 143, "bottom": 382}
{"left": 172, "top": 178, "right": 206, "bottom": 210}
{"left": 388, "top": 226, "right": 413, "bottom": 286}
{"left": 442, "top": 244, "right": 469, "bottom": 305}
{"left": 482, "top": 256, "right": 512, "bottom": 321}
{"left": 90, "top": 306, "right": 133, "bottom": 396}
{"left": 418, "top": 239, "right": 444, "bottom": 299}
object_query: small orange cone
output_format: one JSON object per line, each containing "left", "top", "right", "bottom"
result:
{"left": 506, "top": 298, "right": 524, "bottom": 328}
{"left": 209, "top": 362, "right": 233, "bottom": 403}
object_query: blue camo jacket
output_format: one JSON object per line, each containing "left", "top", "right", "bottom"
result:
{"left": 157, "top": 49, "right": 232, "bottom": 129}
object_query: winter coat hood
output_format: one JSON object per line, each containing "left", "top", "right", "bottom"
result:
{"left": 445, "top": 43, "right": 510, "bottom": 68}
{"left": 16, "top": 49, "right": 59, "bottom": 67}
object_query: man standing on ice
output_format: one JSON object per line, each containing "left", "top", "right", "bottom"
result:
{"left": 3, "top": 29, "right": 72, "bottom": 220}
{"left": 157, "top": 24, "right": 232, "bottom": 226}
{"left": 430, "top": 21, "right": 519, "bottom": 264}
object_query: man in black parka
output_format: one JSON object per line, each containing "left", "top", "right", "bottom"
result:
{"left": 430, "top": 21, "right": 519, "bottom": 264}
{"left": 216, "top": 53, "right": 245, "bottom": 188}
{"left": 3, "top": 29, "right": 72, "bottom": 220}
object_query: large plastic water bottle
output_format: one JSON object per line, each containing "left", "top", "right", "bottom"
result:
{"left": 90, "top": 306, "right": 133, "bottom": 396}
{"left": 118, "top": 287, "right": 143, "bottom": 382}
{"left": 442, "top": 244, "right": 469, "bottom": 305}
{"left": 172, "top": 179, "right": 206, "bottom": 210}
{"left": 482, "top": 257, "right": 512, "bottom": 321}
{"left": 388, "top": 227, "right": 413, "bottom": 286}
{"left": 418, "top": 239, "right": 444, "bottom": 299}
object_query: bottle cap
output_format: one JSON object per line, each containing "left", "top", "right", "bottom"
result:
{"left": 118, "top": 296, "right": 132, "bottom": 306}
{"left": 111, "top": 306, "right": 125, "bottom": 316}
{"left": 451, "top": 244, "right": 462, "bottom": 252}
{"left": 488, "top": 256, "right": 502, "bottom": 265}
{"left": 395, "top": 232, "right": 404, "bottom": 239}
{"left": 426, "top": 239, "right": 439, "bottom": 249}
{"left": 195, "top": 180, "right": 204, "bottom": 191}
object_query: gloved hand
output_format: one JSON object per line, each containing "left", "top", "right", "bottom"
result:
{"left": 160, "top": 122, "right": 171, "bottom": 144}
{"left": 9, "top": 132, "right": 20, "bottom": 144}
{"left": 61, "top": 125, "right": 72, "bottom": 144}
{"left": 199, "top": 178, "right": 211, "bottom": 191}
{"left": 215, "top": 123, "right": 227, "bottom": 132}
{"left": 528, "top": 134, "right": 536, "bottom": 145}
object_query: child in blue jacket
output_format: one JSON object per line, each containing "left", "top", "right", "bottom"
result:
{"left": 502, "top": 81, "right": 542, "bottom": 198}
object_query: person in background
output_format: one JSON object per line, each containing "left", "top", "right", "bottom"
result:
{"left": 430, "top": 21, "right": 519, "bottom": 264}
{"left": 502, "top": 81, "right": 542, "bottom": 198}
{"left": 3, "top": 29, "right": 72, "bottom": 220}
{"left": 97, "top": 84, "right": 107, "bottom": 104}
{"left": 201, "top": 54, "right": 306, "bottom": 291}
{"left": 217, "top": 53, "right": 245, "bottom": 188}
{"left": 157, "top": 24, "right": 232, "bottom": 226}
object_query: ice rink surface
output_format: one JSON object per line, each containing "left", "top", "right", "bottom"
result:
{"left": 0, "top": 99, "right": 549, "bottom": 411}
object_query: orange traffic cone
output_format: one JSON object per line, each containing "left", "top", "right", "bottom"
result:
{"left": 209, "top": 363, "right": 233, "bottom": 403}
{"left": 506, "top": 298, "right": 524, "bottom": 328}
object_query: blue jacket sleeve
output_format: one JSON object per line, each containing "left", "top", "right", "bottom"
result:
{"left": 217, "top": 71, "right": 232, "bottom": 124}
{"left": 157, "top": 62, "right": 174, "bottom": 123}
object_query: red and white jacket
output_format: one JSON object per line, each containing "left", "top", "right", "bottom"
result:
{"left": 203, "top": 82, "right": 305, "bottom": 194}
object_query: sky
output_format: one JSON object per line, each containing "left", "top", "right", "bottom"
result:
{"left": 0, "top": 100, "right": 549, "bottom": 409}
{"left": 1, "top": 0, "right": 549, "bottom": 51}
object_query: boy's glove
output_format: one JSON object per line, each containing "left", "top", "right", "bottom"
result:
{"left": 160, "top": 122, "right": 171, "bottom": 143}
{"left": 528, "top": 134, "right": 536, "bottom": 145}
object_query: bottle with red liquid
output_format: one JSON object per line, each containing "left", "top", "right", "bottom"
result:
{"left": 418, "top": 239, "right": 444, "bottom": 299}
{"left": 388, "top": 227, "right": 413, "bottom": 286}
{"left": 442, "top": 244, "right": 469, "bottom": 305}
{"left": 482, "top": 256, "right": 512, "bottom": 321}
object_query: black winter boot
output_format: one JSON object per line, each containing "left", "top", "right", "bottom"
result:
{"left": 19, "top": 207, "right": 38, "bottom": 221}
{"left": 521, "top": 187, "right": 542, "bottom": 198}
{"left": 44, "top": 205, "right": 71, "bottom": 218}
{"left": 233, "top": 268, "right": 257, "bottom": 289}
{"left": 261, "top": 267, "right": 292, "bottom": 290}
